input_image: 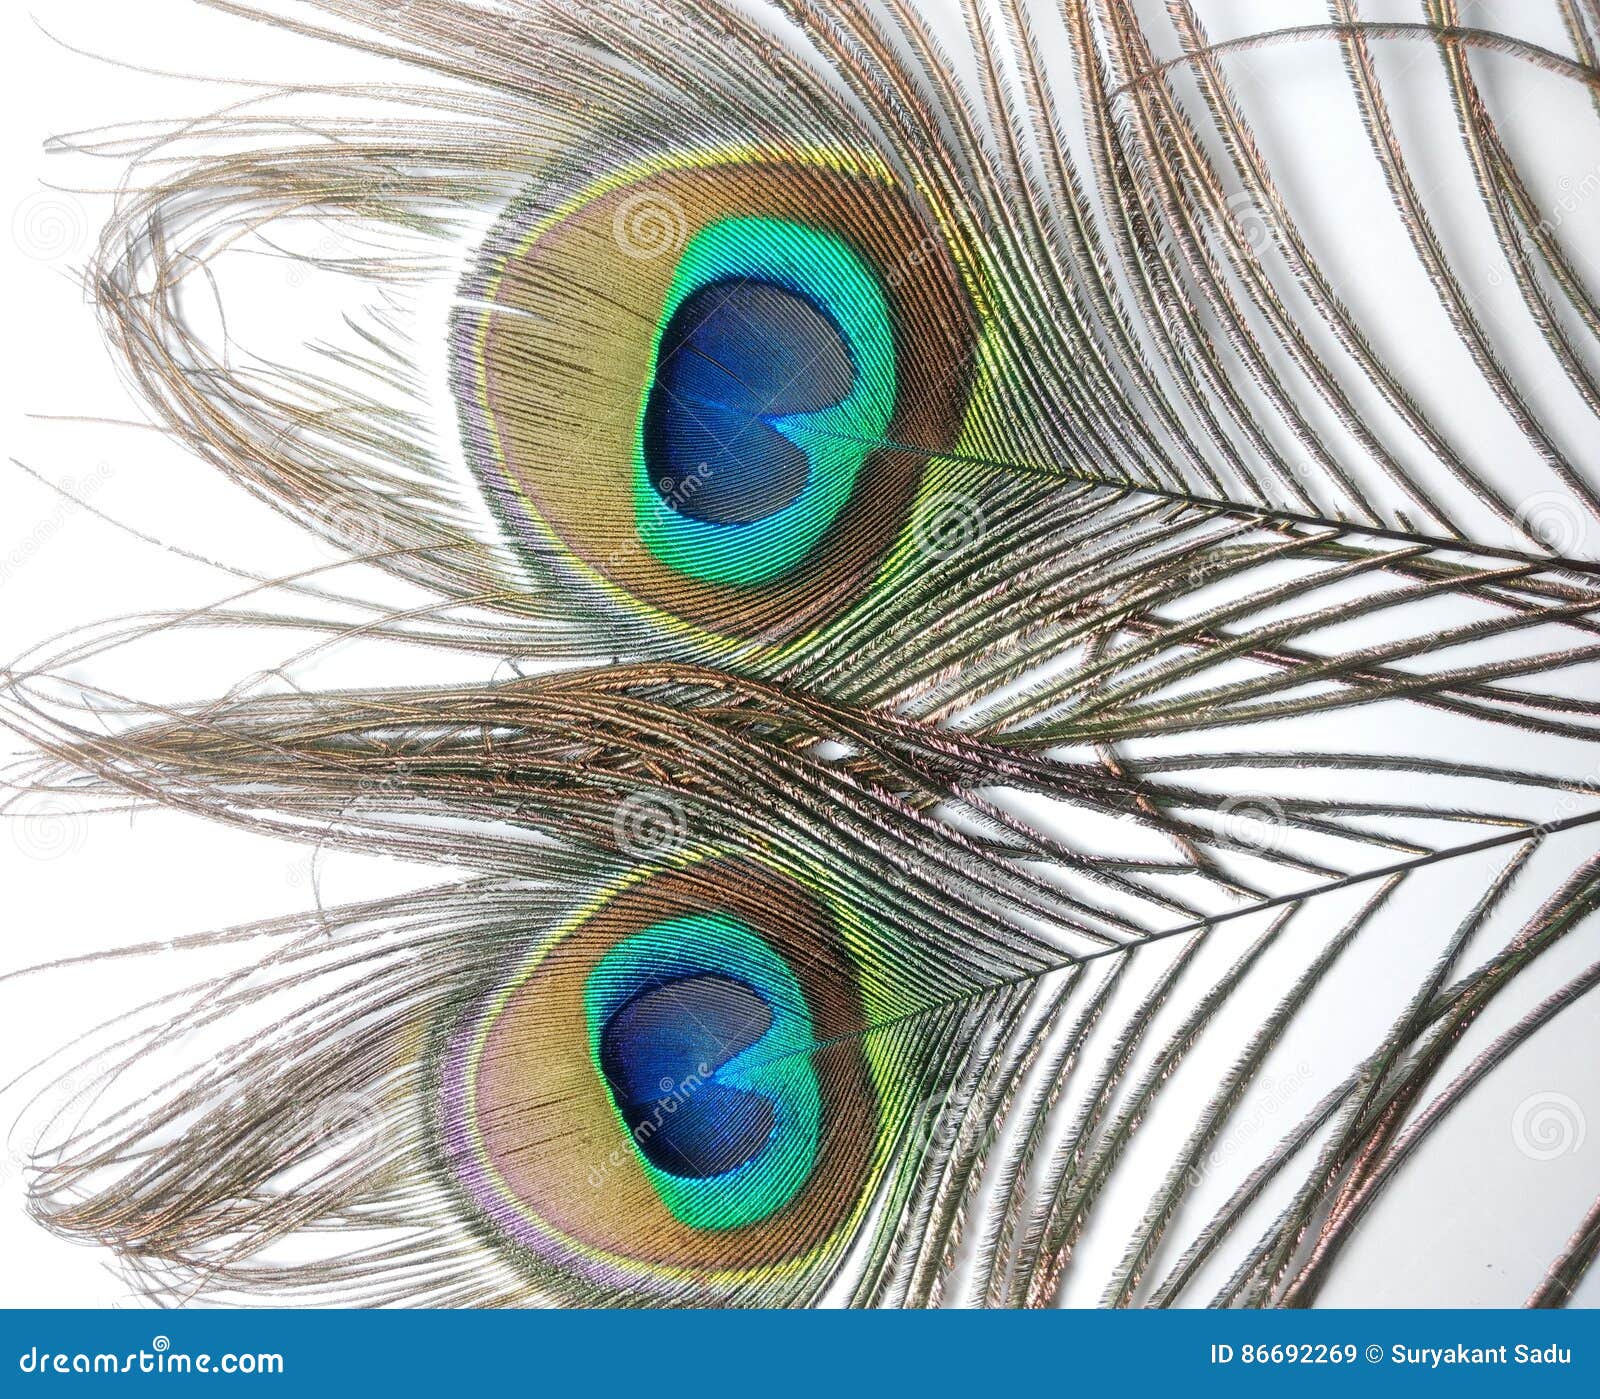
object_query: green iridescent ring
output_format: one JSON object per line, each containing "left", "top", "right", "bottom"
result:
{"left": 584, "top": 913, "right": 823, "bottom": 1230}
{"left": 633, "top": 217, "right": 898, "bottom": 584}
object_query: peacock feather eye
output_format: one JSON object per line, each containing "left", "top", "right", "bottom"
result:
{"left": 438, "top": 855, "right": 900, "bottom": 1298}
{"left": 584, "top": 914, "right": 823, "bottom": 1230}
{"left": 453, "top": 152, "right": 979, "bottom": 643}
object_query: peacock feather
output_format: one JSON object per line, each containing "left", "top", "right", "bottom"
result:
{"left": 4, "top": 0, "right": 1600, "bottom": 1308}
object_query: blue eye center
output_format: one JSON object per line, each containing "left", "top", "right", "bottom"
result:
{"left": 642, "top": 279, "right": 856, "bottom": 526}
{"left": 597, "top": 972, "right": 777, "bottom": 1179}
